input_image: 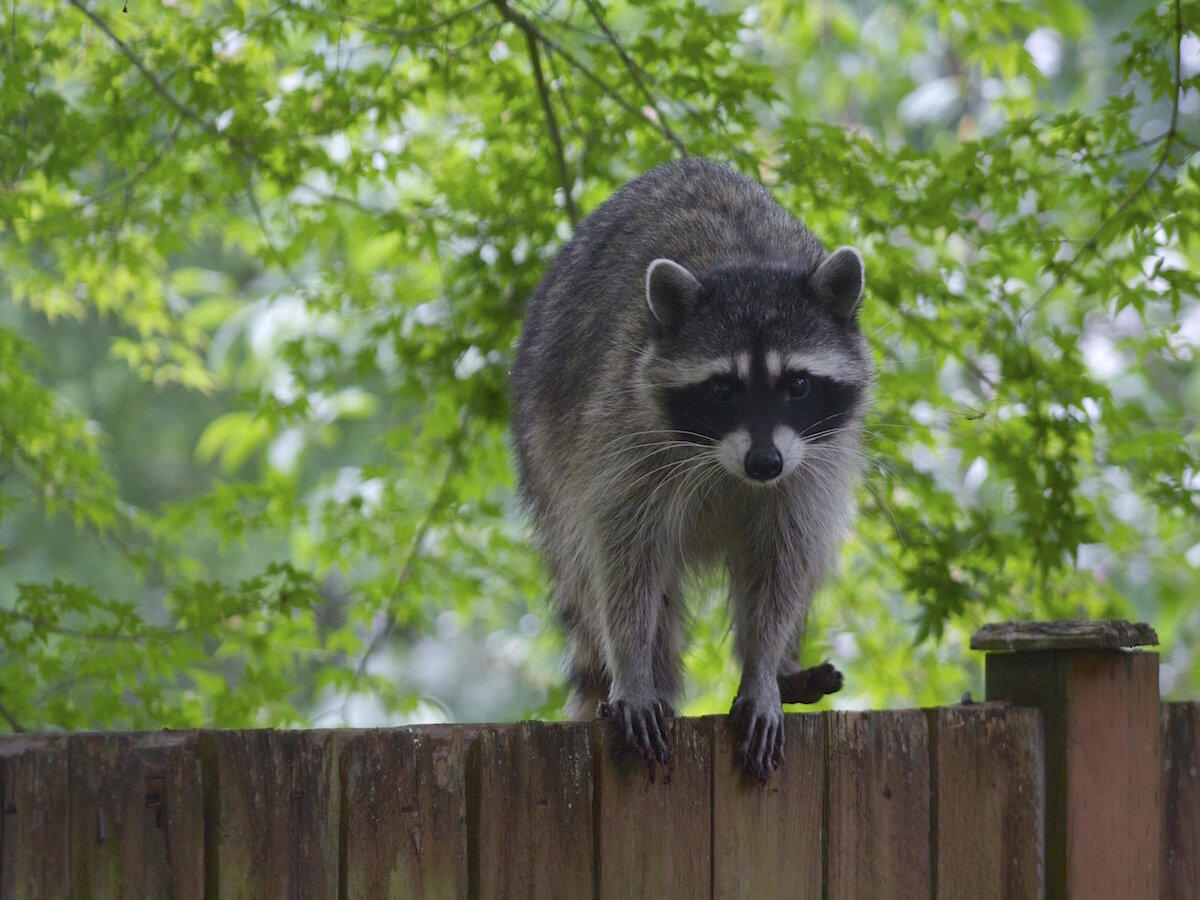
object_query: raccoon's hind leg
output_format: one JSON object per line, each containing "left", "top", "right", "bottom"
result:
{"left": 564, "top": 627, "right": 611, "bottom": 719}
{"left": 777, "top": 658, "right": 844, "bottom": 705}
{"left": 775, "top": 619, "right": 843, "bottom": 704}
{"left": 555, "top": 576, "right": 612, "bottom": 719}
{"left": 651, "top": 590, "right": 685, "bottom": 715}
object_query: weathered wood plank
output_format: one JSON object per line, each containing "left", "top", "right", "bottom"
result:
{"left": 474, "top": 721, "right": 593, "bottom": 899}
{"left": 971, "top": 619, "right": 1158, "bottom": 651}
{"left": 594, "top": 717, "right": 711, "bottom": 898}
{"left": 1162, "top": 702, "right": 1200, "bottom": 900}
{"left": 0, "top": 735, "right": 70, "bottom": 899}
{"left": 66, "top": 731, "right": 205, "bottom": 900}
{"left": 1062, "top": 652, "right": 1160, "bottom": 899}
{"left": 203, "top": 729, "right": 338, "bottom": 899}
{"left": 339, "top": 726, "right": 470, "bottom": 900}
{"left": 987, "top": 649, "right": 1160, "bottom": 899}
{"left": 826, "top": 709, "right": 931, "bottom": 900}
{"left": 934, "top": 704, "right": 1044, "bottom": 900}
{"left": 711, "top": 713, "right": 824, "bottom": 900}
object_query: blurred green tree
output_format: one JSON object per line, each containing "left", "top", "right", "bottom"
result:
{"left": 0, "top": 0, "right": 1197, "bottom": 732}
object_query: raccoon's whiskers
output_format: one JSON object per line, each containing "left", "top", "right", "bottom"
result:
{"left": 594, "top": 428, "right": 713, "bottom": 457}
{"left": 795, "top": 442, "right": 908, "bottom": 549}
{"left": 596, "top": 439, "right": 714, "bottom": 492}
{"left": 582, "top": 444, "right": 713, "bottom": 530}
{"left": 798, "top": 413, "right": 855, "bottom": 441}
{"left": 589, "top": 427, "right": 700, "bottom": 468}
{"left": 860, "top": 479, "right": 909, "bottom": 549}
{"left": 664, "top": 457, "right": 721, "bottom": 547}
{"left": 641, "top": 451, "right": 714, "bottom": 505}
{"left": 682, "top": 456, "right": 725, "bottom": 525}
{"left": 630, "top": 454, "right": 707, "bottom": 494}
{"left": 637, "top": 452, "right": 718, "bottom": 534}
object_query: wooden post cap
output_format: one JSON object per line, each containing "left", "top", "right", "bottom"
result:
{"left": 970, "top": 619, "right": 1158, "bottom": 651}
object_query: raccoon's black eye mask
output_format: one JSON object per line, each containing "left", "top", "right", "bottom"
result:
{"left": 787, "top": 374, "right": 811, "bottom": 399}
{"left": 709, "top": 378, "right": 737, "bottom": 402}
{"left": 707, "top": 373, "right": 811, "bottom": 403}
{"left": 663, "top": 370, "right": 861, "bottom": 445}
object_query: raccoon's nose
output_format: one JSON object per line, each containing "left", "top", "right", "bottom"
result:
{"left": 744, "top": 446, "right": 783, "bottom": 481}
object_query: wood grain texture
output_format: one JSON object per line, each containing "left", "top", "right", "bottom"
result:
{"left": 711, "top": 713, "right": 824, "bottom": 900}
{"left": 474, "top": 721, "right": 593, "bottom": 899}
{"left": 1063, "top": 652, "right": 1160, "bottom": 899}
{"left": 202, "top": 729, "right": 338, "bottom": 899}
{"left": 67, "top": 731, "right": 205, "bottom": 900}
{"left": 971, "top": 619, "right": 1157, "bottom": 651}
{"left": 1161, "top": 702, "right": 1200, "bottom": 900}
{"left": 594, "top": 716, "right": 711, "bottom": 898}
{"left": 0, "top": 735, "right": 70, "bottom": 899}
{"left": 826, "top": 709, "right": 931, "bottom": 900}
{"left": 934, "top": 704, "right": 1044, "bottom": 900}
{"left": 339, "top": 726, "right": 470, "bottom": 900}
{"left": 0, "top": 687, "right": 1186, "bottom": 898}
{"left": 987, "top": 649, "right": 1160, "bottom": 899}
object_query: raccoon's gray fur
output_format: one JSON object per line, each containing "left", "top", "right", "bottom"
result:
{"left": 511, "top": 158, "right": 873, "bottom": 782}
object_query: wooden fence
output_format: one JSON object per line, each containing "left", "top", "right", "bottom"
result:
{"left": 1, "top": 620, "right": 1197, "bottom": 899}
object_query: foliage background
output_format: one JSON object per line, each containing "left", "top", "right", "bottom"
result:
{"left": 1, "top": 0, "right": 1197, "bottom": 733}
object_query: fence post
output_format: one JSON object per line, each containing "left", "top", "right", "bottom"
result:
{"left": 973, "top": 619, "right": 1160, "bottom": 900}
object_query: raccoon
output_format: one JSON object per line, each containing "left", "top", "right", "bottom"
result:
{"left": 511, "top": 158, "right": 873, "bottom": 782}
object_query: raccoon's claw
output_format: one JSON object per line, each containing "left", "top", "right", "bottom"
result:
{"left": 730, "top": 694, "right": 786, "bottom": 783}
{"left": 600, "top": 697, "right": 673, "bottom": 766}
{"left": 778, "top": 661, "right": 844, "bottom": 705}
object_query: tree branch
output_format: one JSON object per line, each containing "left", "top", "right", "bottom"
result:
{"left": 282, "top": 0, "right": 490, "bottom": 44}
{"left": 236, "top": 162, "right": 304, "bottom": 290}
{"left": 348, "top": 432, "right": 467, "bottom": 690}
{"left": 1023, "top": 0, "right": 1186, "bottom": 323}
{"left": 495, "top": 0, "right": 683, "bottom": 153}
{"left": 67, "top": 0, "right": 296, "bottom": 183}
{"left": 527, "top": 29, "right": 579, "bottom": 225}
{"left": 67, "top": 0, "right": 221, "bottom": 138}
{"left": 581, "top": 0, "right": 686, "bottom": 156}
{"left": 496, "top": 0, "right": 579, "bottom": 227}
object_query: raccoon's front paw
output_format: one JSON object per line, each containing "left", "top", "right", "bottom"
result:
{"left": 778, "top": 661, "right": 843, "bottom": 705}
{"left": 598, "top": 697, "right": 673, "bottom": 766}
{"left": 729, "top": 692, "right": 785, "bottom": 783}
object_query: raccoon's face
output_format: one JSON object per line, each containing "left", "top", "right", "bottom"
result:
{"left": 643, "top": 252, "right": 872, "bottom": 486}
{"left": 660, "top": 351, "right": 865, "bottom": 484}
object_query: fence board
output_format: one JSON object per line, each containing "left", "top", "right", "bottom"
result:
{"left": 1066, "top": 652, "right": 1160, "bottom": 899}
{"left": 474, "top": 721, "right": 593, "bottom": 899}
{"left": 595, "top": 716, "right": 711, "bottom": 898}
{"left": 711, "top": 713, "right": 825, "bottom": 900}
{"left": 339, "top": 726, "right": 470, "bottom": 900}
{"left": 989, "top": 649, "right": 1160, "bottom": 898}
{"left": 0, "top": 735, "right": 69, "bottom": 899}
{"left": 67, "top": 732, "right": 205, "bottom": 900}
{"left": 203, "top": 729, "right": 338, "bottom": 899}
{"left": 934, "top": 704, "right": 1044, "bottom": 900}
{"left": 826, "top": 709, "right": 931, "bottom": 900}
{"left": 1162, "top": 702, "right": 1200, "bottom": 900}
{"left": 0, "top": 676, "right": 1195, "bottom": 898}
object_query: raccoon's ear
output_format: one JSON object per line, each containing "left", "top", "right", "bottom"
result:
{"left": 812, "top": 246, "right": 865, "bottom": 319}
{"left": 646, "top": 258, "right": 701, "bottom": 333}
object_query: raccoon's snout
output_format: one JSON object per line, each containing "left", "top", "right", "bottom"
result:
{"left": 744, "top": 445, "right": 783, "bottom": 481}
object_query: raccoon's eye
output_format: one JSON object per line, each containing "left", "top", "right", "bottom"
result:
{"left": 787, "top": 374, "right": 811, "bottom": 399}
{"left": 709, "top": 378, "right": 736, "bottom": 401}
